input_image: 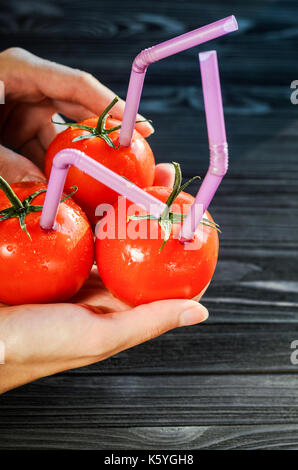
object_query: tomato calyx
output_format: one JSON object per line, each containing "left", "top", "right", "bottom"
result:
{"left": 52, "top": 96, "right": 152, "bottom": 150}
{"left": 128, "top": 162, "right": 220, "bottom": 252}
{"left": 0, "top": 176, "right": 78, "bottom": 240}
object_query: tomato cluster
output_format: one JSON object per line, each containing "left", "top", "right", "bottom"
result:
{"left": 0, "top": 98, "right": 219, "bottom": 306}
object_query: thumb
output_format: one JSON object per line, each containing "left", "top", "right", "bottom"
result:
{"left": 98, "top": 299, "right": 209, "bottom": 353}
{"left": 0, "top": 145, "right": 46, "bottom": 183}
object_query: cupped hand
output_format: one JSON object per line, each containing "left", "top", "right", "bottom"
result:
{"left": 0, "top": 47, "right": 154, "bottom": 172}
{"left": 0, "top": 159, "right": 208, "bottom": 394}
{"left": 0, "top": 50, "right": 208, "bottom": 393}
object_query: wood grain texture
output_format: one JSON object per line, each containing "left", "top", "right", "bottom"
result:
{"left": 1, "top": 374, "right": 298, "bottom": 428}
{"left": 2, "top": 425, "right": 298, "bottom": 450}
{"left": 0, "top": 0, "right": 298, "bottom": 450}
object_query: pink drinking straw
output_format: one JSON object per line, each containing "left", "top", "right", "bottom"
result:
{"left": 40, "top": 148, "right": 166, "bottom": 230}
{"left": 40, "top": 51, "right": 228, "bottom": 234}
{"left": 179, "top": 50, "right": 228, "bottom": 241}
{"left": 119, "top": 15, "right": 238, "bottom": 147}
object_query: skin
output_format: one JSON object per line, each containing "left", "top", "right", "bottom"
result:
{"left": 0, "top": 48, "right": 209, "bottom": 394}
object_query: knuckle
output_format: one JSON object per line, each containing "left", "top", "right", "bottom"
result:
{"left": 76, "top": 69, "right": 96, "bottom": 85}
{"left": 3, "top": 47, "right": 28, "bottom": 58}
{"left": 144, "top": 324, "right": 166, "bottom": 340}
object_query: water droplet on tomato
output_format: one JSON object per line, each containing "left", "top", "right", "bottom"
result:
{"left": 2, "top": 245, "right": 16, "bottom": 256}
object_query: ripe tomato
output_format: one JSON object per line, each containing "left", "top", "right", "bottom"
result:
{"left": 95, "top": 186, "right": 219, "bottom": 306}
{"left": 45, "top": 114, "right": 155, "bottom": 226}
{"left": 0, "top": 181, "right": 94, "bottom": 305}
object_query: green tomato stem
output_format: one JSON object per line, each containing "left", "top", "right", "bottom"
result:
{"left": 53, "top": 97, "right": 153, "bottom": 151}
{"left": 0, "top": 176, "right": 78, "bottom": 240}
{"left": 0, "top": 176, "right": 24, "bottom": 211}
{"left": 127, "top": 162, "right": 219, "bottom": 252}
{"left": 161, "top": 162, "right": 182, "bottom": 219}
{"left": 96, "top": 96, "right": 120, "bottom": 134}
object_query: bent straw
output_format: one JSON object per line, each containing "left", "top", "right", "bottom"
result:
{"left": 40, "top": 149, "right": 166, "bottom": 230}
{"left": 119, "top": 15, "right": 238, "bottom": 147}
{"left": 179, "top": 51, "right": 228, "bottom": 241}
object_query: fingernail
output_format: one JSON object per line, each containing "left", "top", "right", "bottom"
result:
{"left": 143, "top": 122, "right": 154, "bottom": 137}
{"left": 148, "top": 122, "right": 155, "bottom": 134}
{"left": 180, "top": 304, "right": 209, "bottom": 327}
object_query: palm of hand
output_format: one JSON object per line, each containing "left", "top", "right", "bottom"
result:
{"left": 1, "top": 159, "right": 201, "bottom": 393}
{"left": 0, "top": 48, "right": 207, "bottom": 393}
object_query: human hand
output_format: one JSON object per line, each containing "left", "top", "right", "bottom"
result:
{"left": 0, "top": 47, "right": 154, "bottom": 172}
{"left": 0, "top": 156, "right": 209, "bottom": 394}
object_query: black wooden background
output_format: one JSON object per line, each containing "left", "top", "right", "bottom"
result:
{"left": 1, "top": 0, "right": 298, "bottom": 450}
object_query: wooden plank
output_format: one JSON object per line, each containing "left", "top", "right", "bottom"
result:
{"left": 1, "top": 374, "right": 298, "bottom": 428}
{"left": 55, "top": 322, "right": 298, "bottom": 374}
{"left": 2, "top": 424, "right": 298, "bottom": 450}
{"left": 0, "top": 1, "right": 297, "bottom": 86}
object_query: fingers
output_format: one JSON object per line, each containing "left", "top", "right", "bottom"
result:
{"left": 42, "top": 68, "right": 154, "bottom": 137}
{"left": 0, "top": 145, "right": 46, "bottom": 183}
{"left": 95, "top": 299, "right": 208, "bottom": 356}
{"left": 37, "top": 113, "right": 66, "bottom": 150}
{"left": 0, "top": 296, "right": 207, "bottom": 389}
{"left": 18, "top": 112, "right": 66, "bottom": 168}
{"left": 18, "top": 50, "right": 154, "bottom": 137}
{"left": 51, "top": 99, "right": 96, "bottom": 122}
{"left": 20, "top": 138, "right": 46, "bottom": 170}
{"left": 0, "top": 102, "right": 16, "bottom": 131}
{"left": 0, "top": 48, "right": 45, "bottom": 101}
{"left": 53, "top": 83, "right": 154, "bottom": 138}
{"left": 154, "top": 163, "right": 176, "bottom": 188}
{"left": 1, "top": 48, "right": 154, "bottom": 143}
{"left": 2, "top": 99, "right": 56, "bottom": 150}
{"left": 2, "top": 102, "right": 65, "bottom": 168}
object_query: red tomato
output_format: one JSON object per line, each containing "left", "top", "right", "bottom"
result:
{"left": 95, "top": 186, "right": 219, "bottom": 306}
{"left": 0, "top": 181, "right": 94, "bottom": 305}
{"left": 45, "top": 117, "right": 155, "bottom": 225}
